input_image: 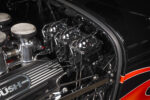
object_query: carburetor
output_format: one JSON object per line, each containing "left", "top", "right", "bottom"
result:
{"left": 70, "top": 35, "right": 102, "bottom": 65}
{"left": 55, "top": 27, "right": 82, "bottom": 62}
{"left": 42, "top": 20, "right": 68, "bottom": 53}
{"left": 42, "top": 20, "right": 103, "bottom": 66}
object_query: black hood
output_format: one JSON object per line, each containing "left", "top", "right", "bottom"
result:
{"left": 68, "top": 0, "right": 150, "bottom": 17}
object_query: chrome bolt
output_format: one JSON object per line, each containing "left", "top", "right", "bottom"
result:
{"left": 110, "top": 73, "right": 114, "bottom": 77}
{"left": 110, "top": 79, "right": 113, "bottom": 83}
{"left": 93, "top": 75, "right": 99, "bottom": 80}
{"left": 62, "top": 87, "right": 68, "bottom": 93}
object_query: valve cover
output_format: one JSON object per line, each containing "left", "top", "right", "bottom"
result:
{"left": 0, "top": 59, "right": 63, "bottom": 100}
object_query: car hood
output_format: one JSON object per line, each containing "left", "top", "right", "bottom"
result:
{"left": 68, "top": 0, "right": 150, "bottom": 17}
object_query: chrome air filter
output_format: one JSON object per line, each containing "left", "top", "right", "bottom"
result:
{"left": 11, "top": 23, "right": 37, "bottom": 63}
{"left": 0, "top": 31, "right": 7, "bottom": 75}
{"left": 11, "top": 23, "right": 36, "bottom": 39}
{"left": 0, "top": 31, "right": 6, "bottom": 45}
{"left": 0, "top": 13, "right": 11, "bottom": 23}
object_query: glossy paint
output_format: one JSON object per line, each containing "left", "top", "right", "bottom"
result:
{"left": 120, "top": 80, "right": 150, "bottom": 100}
{"left": 120, "top": 67, "right": 150, "bottom": 100}
{"left": 0, "top": 0, "right": 150, "bottom": 99}
{"left": 68, "top": 0, "right": 150, "bottom": 99}
{"left": 120, "top": 67, "right": 150, "bottom": 83}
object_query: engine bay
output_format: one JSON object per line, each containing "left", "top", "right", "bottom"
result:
{"left": 0, "top": 0, "right": 117, "bottom": 100}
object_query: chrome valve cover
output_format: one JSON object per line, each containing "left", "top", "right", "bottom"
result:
{"left": 0, "top": 59, "right": 63, "bottom": 100}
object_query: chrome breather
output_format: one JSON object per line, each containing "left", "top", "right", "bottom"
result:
{"left": 10, "top": 23, "right": 36, "bottom": 64}
{"left": 0, "top": 13, "right": 11, "bottom": 23}
{"left": 0, "top": 31, "right": 6, "bottom": 44}
{"left": 0, "top": 31, "right": 7, "bottom": 75}
{"left": 0, "top": 45, "right": 6, "bottom": 75}
{"left": 0, "top": 13, "right": 11, "bottom": 29}
{"left": 0, "top": 13, "right": 11, "bottom": 75}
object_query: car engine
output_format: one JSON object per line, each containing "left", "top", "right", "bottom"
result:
{"left": 0, "top": 0, "right": 118, "bottom": 100}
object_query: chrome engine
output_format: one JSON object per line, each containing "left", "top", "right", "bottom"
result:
{"left": 0, "top": 3, "right": 114, "bottom": 99}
